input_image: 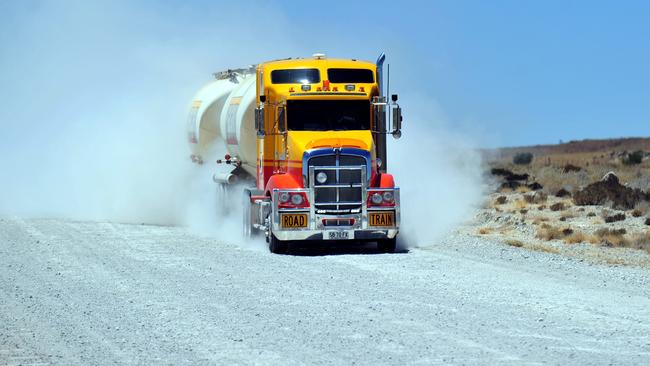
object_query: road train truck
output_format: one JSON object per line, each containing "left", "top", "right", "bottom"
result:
{"left": 186, "top": 53, "right": 403, "bottom": 254}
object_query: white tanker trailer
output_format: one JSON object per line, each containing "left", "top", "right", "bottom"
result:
{"left": 186, "top": 67, "right": 258, "bottom": 185}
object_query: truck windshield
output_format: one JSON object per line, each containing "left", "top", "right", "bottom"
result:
{"left": 271, "top": 69, "right": 320, "bottom": 84}
{"left": 286, "top": 100, "right": 370, "bottom": 131}
{"left": 327, "top": 68, "right": 374, "bottom": 83}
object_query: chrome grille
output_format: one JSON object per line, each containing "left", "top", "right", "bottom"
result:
{"left": 308, "top": 154, "right": 367, "bottom": 214}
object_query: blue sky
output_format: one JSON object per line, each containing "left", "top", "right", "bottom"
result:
{"left": 271, "top": 0, "right": 650, "bottom": 147}
{"left": 1, "top": 0, "right": 649, "bottom": 148}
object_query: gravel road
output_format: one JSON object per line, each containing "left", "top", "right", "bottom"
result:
{"left": 1, "top": 217, "right": 649, "bottom": 365}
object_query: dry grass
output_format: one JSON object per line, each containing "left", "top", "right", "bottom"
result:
{"left": 478, "top": 227, "right": 493, "bottom": 235}
{"left": 559, "top": 212, "right": 576, "bottom": 221}
{"left": 630, "top": 202, "right": 650, "bottom": 217}
{"left": 536, "top": 224, "right": 573, "bottom": 241}
{"left": 513, "top": 199, "right": 528, "bottom": 210}
{"left": 534, "top": 223, "right": 644, "bottom": 247}
{"left": 604, "top": 213, "right": 626, "bottom": 223}
{"left": 505, "top": 239, "right": 524, "bottom": 247}
{"left": 595, "top": 228, "right": 629, "bottom": 247}
{"left": 550, "top": 202, "right": 566, "bottom": 211}
{"left": 527, "top": 243, "right": 561, "bottom": 254}
{"left": 524, "top": 191, "right": 548, "bottom": 204}
{"left": 583, "top": 228, "right": 650, "bottom": 253}
{"left": 532, "top": 215, "right": 550, "bottom": 224}
{"left": 563, "top": 230, "right": 600, "bottom": 244}
{"left": 629, "top": 231, "right": 650, "bottom": 253}
{"left": 515, "top": 185, "right": 531, "bottom": 194}
{"left": 604, "top": 257, "right": 628, "bottom": 266}
{"left": 633, "top": 202, "right": 650, "bottom": 216}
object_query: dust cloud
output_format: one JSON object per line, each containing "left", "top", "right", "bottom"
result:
{"left": 0, "top": 1, "right": 484, "bottom": 247}
{"left": 391, "top": 95, "right": 484, "bottom": 247}
{"left": 0, "top": 1, "right": 295, "bottom": 232}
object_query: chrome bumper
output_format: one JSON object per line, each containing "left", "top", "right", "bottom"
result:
{"left": 270, "top": 187, "right": 400, "bottom": 242}
{"left": 273, "top": 228, "right": 399, "bottom": 241}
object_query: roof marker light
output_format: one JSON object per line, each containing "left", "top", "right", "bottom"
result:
{"left": 345, "top": 84, "right": 355, "bottom": 91}
{"left": 301, "top": 84, "right": 311, "bottom": 91}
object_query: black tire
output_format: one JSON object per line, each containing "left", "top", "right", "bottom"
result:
{"left": 377, "top": 237, "right": 397, "bottom": 253}
{"left": 269, "top": 234, "right": 289, "bottom": 254}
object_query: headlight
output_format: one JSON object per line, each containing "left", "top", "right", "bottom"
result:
{"left": 291, "top": 193, "right": 304, "bottom": 205}
{"left": 382, "top": 191, "right": 394, "bottom": 202}
{"left": 279, "top": 192, "right": 290, "bottom": 203}
{"left": 316, "top": 171, "right": 328, "bottom": 184}
{"left": 371, "top": 192, "right": 383, "bottom": 204}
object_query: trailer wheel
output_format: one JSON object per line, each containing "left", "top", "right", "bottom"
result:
{"left": 269, "top": 234, "right": 289, "bottom": 254}
{"left": 377, "top": 238, "right": 397, "bottom": 253}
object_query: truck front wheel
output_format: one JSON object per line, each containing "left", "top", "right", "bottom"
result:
{"left": 269, "top": 234, "right": 289, "bottom": 254}
{"left": 377, "top": 238, "right": 397, "bottom": 253}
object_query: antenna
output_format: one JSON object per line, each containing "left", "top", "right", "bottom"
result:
{"left": 387, "top": 63, "right": 390, "bottom": 98}
{"left": 387, "top": 63, "right": 390, "bottom": 128}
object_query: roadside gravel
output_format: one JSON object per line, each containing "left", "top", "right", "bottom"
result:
{"left": 1, "top": 217, "right": 649, "bottom": 365}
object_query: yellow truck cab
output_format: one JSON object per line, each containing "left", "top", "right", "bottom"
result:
{"left": 243, "top": 53, "right": 404, "bottom": 253}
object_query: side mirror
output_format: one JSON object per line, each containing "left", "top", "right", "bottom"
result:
{"left": 392, "top": 106, "right": 402, "bottom": 139}
{"left": 255, "top": 107, "right": 265, "bottom": 138}
{"left": 278, "top": 106, "right": 286, "bottom": 133}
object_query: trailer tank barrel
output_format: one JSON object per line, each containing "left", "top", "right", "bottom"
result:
{"left": 186, "top": 72, "right": 257, "bottom": 177}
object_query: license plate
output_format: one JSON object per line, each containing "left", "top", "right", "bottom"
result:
{"left": 369, "top": 211, "right": 395, "bottom": 227}
{"left": 324, "top": 230, "right": 354, "bottom": 240}
{"left": 280, "top": 213, "right": 308, "bottom": 228}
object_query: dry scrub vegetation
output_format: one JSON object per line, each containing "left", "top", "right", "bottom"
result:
{"left": 475, "top": 138, "right": 650, "bottom": 265}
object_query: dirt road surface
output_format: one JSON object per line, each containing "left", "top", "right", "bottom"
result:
{"left": 1, "top": 217, "right": 649, "bottom": 365}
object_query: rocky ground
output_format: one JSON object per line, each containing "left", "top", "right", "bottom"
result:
{"left": 1, "top": 217, "right": 650, "bottom": 365}
{"left": 471, "top": 171, "right": 650, "bottom": 267}
{"left": 470, "top": 191, "right": 650, "bottom": 267}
